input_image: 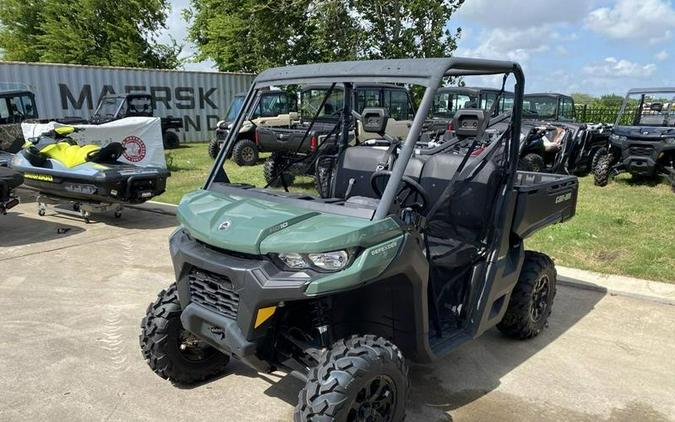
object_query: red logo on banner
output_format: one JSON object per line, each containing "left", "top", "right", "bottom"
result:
{"left": 122, "top": 136, "right": 147, "bottom": 162}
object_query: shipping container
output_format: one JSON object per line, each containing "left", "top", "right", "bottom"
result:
{"left": 0, "top": 61, "right": 255, "bottom": 142}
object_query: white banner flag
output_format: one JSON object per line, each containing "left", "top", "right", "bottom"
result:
{"left": 22, "top": 117, "right": 166, "bottom": 168}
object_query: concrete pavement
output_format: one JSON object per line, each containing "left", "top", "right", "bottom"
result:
{"left": 1, "top": 203, "right": 674, "bottom": 421}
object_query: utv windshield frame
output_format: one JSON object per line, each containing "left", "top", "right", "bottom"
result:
{"left": 617, "top": 87, "right": 675, "bottom": 127}
{"left": 207, "top": 57, "right": 525, "bottom": 221}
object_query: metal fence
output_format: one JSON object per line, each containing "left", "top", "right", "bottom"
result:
{"left": 0, "top": 61, "right": 255, "bottom": 142}
{"left": 575, "top": 105, "right": 638, "bottom": 125}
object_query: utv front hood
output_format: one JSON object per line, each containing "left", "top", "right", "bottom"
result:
{"left": 177, "top": 190, "right": 402, "bottom": 255}
{"left": 614, "top": 126, "right": 675, "bottom": 141}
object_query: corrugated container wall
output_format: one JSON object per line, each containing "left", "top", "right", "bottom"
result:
{"left": 0, "top": 61, "right": 255, "bottom": 142}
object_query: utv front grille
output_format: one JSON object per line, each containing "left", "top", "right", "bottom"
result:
{"left": 188, "top": 268, "right": 239, "bottom": 319}
{"left": 629, "top": 145, "right": 655, "bottom": 157}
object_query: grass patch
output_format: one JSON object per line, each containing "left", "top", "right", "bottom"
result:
{"left": 158, "top": 143, "right": 675, "bottom": 283}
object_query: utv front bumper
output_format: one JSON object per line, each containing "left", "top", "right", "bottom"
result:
{"left": 170, "top": 229, "right": 312, "bottom": 371}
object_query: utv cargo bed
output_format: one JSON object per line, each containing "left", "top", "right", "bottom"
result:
{"left": 512, "top": 171, "right": 578, "bottom": 238}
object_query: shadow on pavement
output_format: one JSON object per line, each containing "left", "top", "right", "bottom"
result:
{"left": 0, "top": 213, "right": 85, "bottom": 247}
{"left": 171, "top": 284, "right": 605, "bottom": 419}
{"left": 406, "top": 285, "right": 605, "bottom": 421}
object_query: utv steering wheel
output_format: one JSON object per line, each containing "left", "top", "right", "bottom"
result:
{"left": 370, "top": 171, "right": 430, "bottom": 213}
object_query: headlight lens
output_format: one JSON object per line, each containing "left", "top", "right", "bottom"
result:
{"left": 609, "top": 134, "right": 627, "bottom": 143}
{"left": 276, "top": 250, "right": 351, "bottom": 272}
{"left": 308, "top": 251, "right": 349, "bottom": 271}
{"left": 278, "top": 252, "right": 309, "bottom": 269}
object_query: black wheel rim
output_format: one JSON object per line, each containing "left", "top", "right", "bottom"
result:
{"left": 242, "top": 146, "right": 255, "bottom": 162}
{"left": 347, "top": 375, "right": 397, "bottom": 422}
{"left": 177, "top": 329, "right": 217, "bottom": 363}
{"left": 530, "top": 275, "right": 550, "bottom": 322}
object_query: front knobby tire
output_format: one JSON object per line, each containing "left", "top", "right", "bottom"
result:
{"left": 295, "top": 335, "right": 408, "bottom": 422}
{"left": 208, "top": 138, "right": 220, "bottom": 159}
{"left": 498, "top": 251, "right": 557, "bottom": 340}
{"left": 139, "top": 284, "right": 230, "bottom": 384}
{"left": 593, "top": 153, "right": 612, "bottom": 187}
{"left": 232, "top": 139, "right": 259, "bottom": 166}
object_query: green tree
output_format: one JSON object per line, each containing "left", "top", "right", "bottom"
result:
{"left": 570, "top": 92, "right": 596, "bottom": 105}
{"left": 0, "top": 0, "right": 45, "bottom": 62}
{"left": 186, "top": 0, "right": 465, "bottom": 72}
{"left": 594, "top": 94, "right": 624, "bottom": 108}
{"left": 0, "top": 0, "right": 181, "bottom": 69}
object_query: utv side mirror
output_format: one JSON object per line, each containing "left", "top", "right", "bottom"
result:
{"left": 650, "top": 103, "right": 663, "bottom": 112}
{"left": 361, "top": 108, "right": 389, "bottom": 134}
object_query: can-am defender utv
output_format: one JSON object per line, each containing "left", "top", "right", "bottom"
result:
{"left": 593, "top": 88, "right": 675, "bottom": 191}
{"left": 520, "top": 93, "right": 611, "bottom": 175}
{"left": 139, "top": 58, "right": 578, "bottom": 421}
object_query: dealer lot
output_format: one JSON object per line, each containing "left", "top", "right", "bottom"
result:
{"left": 0, "top": 203, "right": 674, "bottom": 422}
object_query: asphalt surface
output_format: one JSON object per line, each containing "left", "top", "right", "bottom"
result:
{"left": 1, "top": 202, "right": 674, "bottom": 422}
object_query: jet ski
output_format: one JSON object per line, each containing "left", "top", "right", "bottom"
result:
{"left": 11, "top": 126, "right": 170, "bottom": 221}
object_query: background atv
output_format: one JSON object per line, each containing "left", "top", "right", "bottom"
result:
{"left": 139, "top": 58, "right": 579, "bottom": 422}
{"left": 593, "top": 88, "right": 675, "bottom": 191}
{"left": 257, "top": 84, "right": 416, "bottom": 194}
{"left": 520, "top": 93, "right": 611, "bottom": 174}
{"left": 0, "top": 89, "right": 39, "bottom": 153}
{"left": 88, "top": 94, "right": 184, "bottom": 149}
{"left": 208, "top": 90, "right": 298, "bottom": 165}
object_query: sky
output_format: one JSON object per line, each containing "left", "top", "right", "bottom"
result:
{"left": 164, "top": 0, "right": 675, "bottom": 96}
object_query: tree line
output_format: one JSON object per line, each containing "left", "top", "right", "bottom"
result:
{"left": 0, "top": 0, "right": 464, "bottom": 72}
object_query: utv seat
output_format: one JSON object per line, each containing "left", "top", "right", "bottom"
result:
{"left": 419, "top": 153, "right": 501, "bottom": 268}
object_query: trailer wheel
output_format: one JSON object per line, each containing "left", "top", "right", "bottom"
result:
{"left": 518, "top": 153, "right": 545, "bottom": 172}
{"left": 232, "top": 139, "right": 259, "bottom": 166}
{"left": 163, "top": 131, "right": 180, "bottom": 149}
{"left": 498, "top": 251, "right": 557, "bottom": 340}
{"left": 264, "top": 154, "right": 295, "bottom": 187}
{"left": 139, "top": 284, "right": 230, "bottom": 384}
{"left": 295, "top": 335, "right": 408, "bottom": 422}
{"left": 208, "top": 138, "right": 220, "bottom": 159}
{"left": 593, "top": 153, "right": 612, "bottom": 187}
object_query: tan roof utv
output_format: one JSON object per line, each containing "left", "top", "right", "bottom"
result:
{"left": 208, "top": 90, "right": 299, "bottom": 165}
{"left": 139, "top": 58, "right": 578, "bottom": 422}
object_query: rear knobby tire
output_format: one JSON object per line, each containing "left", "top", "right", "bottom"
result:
{"left": 139, "top": 284, "right": 230, "bottom": 384}
{"left": 264, "top": 153, "right": 296, "bottom": 188}
{"left": 518, "top": 153, "right": 545, "bottom": 172}
{"left": 208, "top": 138, "right": 221, "bottom": 159}
{"left": 497, "top": 251, "right": 557, "bottom": 340}
{"left": 314, "top": 158, "right": 333, "bottom": 198}
{"left": 232, "top": 139, "right": 259, "bottom": 166}
{"left": 295, "top": 335, "right": 408, "bottom": 422}
{"left": 163, "top": 131, "right": 180, "bottom": 149}
{"left": 593, "top": 153, "right": 612, "bottom": 187}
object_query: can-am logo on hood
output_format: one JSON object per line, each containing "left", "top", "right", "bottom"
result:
{"left": 218, "top": 220, "right": 232, "bottom": 231}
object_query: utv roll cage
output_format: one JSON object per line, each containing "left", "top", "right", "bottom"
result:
{"left": 617, "top": 87, "right": 675, "bottom": 126}
{"left": 209, "top": 58, "right": 524, "bottom": 221}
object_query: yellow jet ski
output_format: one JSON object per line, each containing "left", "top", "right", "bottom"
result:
{"left": 11, "top": 127, "right": 170, "bottom": 218}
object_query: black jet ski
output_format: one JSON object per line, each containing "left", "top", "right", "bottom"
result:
{"left": 11, "top": 127, "right": 170, "bottom": 216}
{"left": 0, "top": 164, "right": 22, "bottom": 215}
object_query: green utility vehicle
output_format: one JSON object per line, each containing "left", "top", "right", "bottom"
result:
{"left": 139, "top": 58, "right": 578, "bottom": 421}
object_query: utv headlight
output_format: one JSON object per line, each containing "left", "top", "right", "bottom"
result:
{"left": 308, "top": 251, "right": 350, "bottom": 271}
{"left": 276, "top": 250, "right": 352, "bottom": 272}
{"left": 609, "top": 134, "right": 627, "bottom": 144}
{"left": 278, "top": 252, "right": 308, "bottom": 269}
